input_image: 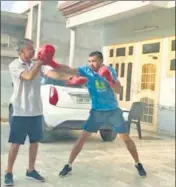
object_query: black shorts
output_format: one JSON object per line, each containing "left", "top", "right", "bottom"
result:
{"left": 9, "top": 115, "right": 43, "bottom": 144}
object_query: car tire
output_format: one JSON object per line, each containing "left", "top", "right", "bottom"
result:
{"left": 99, "top": 129, "right": 117, "bottom": 142}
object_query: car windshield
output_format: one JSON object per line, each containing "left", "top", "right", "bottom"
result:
{"left": 41, "top": 76, "right": 86, "bottom": 88}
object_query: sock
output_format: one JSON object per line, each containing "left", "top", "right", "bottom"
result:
{"left": 135, "top": 162, "right": 140, "bottom": 166}
{"left": 68, "top": 164, "right": 72, "bottom": 168}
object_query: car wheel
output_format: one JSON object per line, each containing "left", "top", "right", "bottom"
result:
{"left": 99, "top": 129, "right": 117, "bottom": 142}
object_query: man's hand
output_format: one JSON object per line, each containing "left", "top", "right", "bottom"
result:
{"left": 20, "top": 61, "right": 43, "bottom": 81}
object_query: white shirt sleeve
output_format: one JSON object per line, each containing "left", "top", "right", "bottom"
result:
{"left": 9, "top": 60, "right": 26, "bottom": 78}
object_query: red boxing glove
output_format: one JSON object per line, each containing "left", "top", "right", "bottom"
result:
{"left": 37, "top": 44, "right": 55, "bottom": 62}
{"left": 98, "top": 65, "right": 114, "bottom": 87}
{"left": 37, "top": 44, "right": 60, "bottom": 69}
{"left": 67, "top": 76, "right": 87, "bottom": 86}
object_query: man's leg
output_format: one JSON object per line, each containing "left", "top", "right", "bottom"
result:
{"left": 6, "top": 144, "right": 20, "bottom": 173}
{"left": 26, "top": 116, "right": 45, "bottom": 182}
{"left": 118, "top": 133, "right": 146, "bottom": 177}
{"left": 68, "top": 131, "right": 92, "bottom": 166}
{"left": 28, "top": 143, "right": 38, "bottom": 172}
{"left": 108, "top": 108, "right": 147, "bottom": 177}
{"left": 59, "top": 130, "right": 92, "bottom": 177}
{"left": 59, "top": 110, "right": 104, "bottom": 177}
{"left": 5, "top": 116, "right": 27, "bottom": 186}
{"left": 118, "top": 134, "right": 139, "bottom": 163}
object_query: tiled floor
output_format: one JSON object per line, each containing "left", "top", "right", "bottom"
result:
{"left": 1, "top": 123, "right": 175, "bottom": 187}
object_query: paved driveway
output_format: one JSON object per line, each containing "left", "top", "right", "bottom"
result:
{"left": 1, "top": 123, "right": 175, "bottom": 187}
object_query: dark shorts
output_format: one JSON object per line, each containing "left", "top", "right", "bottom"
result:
{"left": 9, "top": 115, "right": 43, "bottom": 144}
{"left": 83, "top": 107, "right": 128, "bottom": 133}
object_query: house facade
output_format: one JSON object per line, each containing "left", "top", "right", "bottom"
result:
{"left": 24, "top": 1, "right": 70, "bottom": 63}
{"left": 1, "top": 11, "right": 27, "bottom": 119}
{"left": 58, "top": 1, "right": 175, "bottom": 136}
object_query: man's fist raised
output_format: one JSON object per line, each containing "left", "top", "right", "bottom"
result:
{"left": 37, "top": 44, "right": 60, "bottom": 68}
{"left": 98, "top": 65, "right": 114, "bottom": 87}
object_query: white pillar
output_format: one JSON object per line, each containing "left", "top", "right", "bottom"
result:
{"left": 69, "top": 28, "right": 76, "bottom": 67}
{"left": 158, "top": 38, "right": 169, "bottom": 106}
{"left": 102, "top": 46, "right": 108, "bottom": 65}
{"left": 131, "top": 42, "right": 140, "bottom": 101}
{"left": 36, "top": 2, "right": 41, "bottom": 50}
{"left": 29, "top": 7, "right": 33, "bottom": 40}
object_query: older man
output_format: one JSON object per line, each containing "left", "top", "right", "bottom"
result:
{"left": 4, "top": 39, "right": 45, "bottom": 186}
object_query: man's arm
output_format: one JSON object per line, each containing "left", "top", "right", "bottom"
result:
{"left": 20, "top": 61, "right": 43, "bottom": 80}
{"left": 111, "top": 80, "right": 121, "bottom": 94}
{"left": 9, "top": 60, "right": 44, "bottom": 81}
{"left": 44, "top": 65, "right": 88, "bottom": 86}
{"left": 55, "top": 64, "right": 78, "bottom": 75}
{"left": 99, "top": 67, "right": 121, "bottom": 94}
{"left": 44, "top": 70, "right": 71, "bottom": 81}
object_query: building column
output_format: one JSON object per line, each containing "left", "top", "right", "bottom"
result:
{"left": 102, "top": 46, "right": 108, "bottom": 65}
{"left": 36, "top": 2, "right": 42, "bottom": 50}
{"left": 69, "top": 28, "right": 76, "bottom": 67}
{"left": 25, "top": 7, "right": 33, "bottom": 39}
{"left": 131, "top": 42, "right": 140, "bottom": 101}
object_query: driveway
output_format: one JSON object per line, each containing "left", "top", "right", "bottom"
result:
{"left": 1, "top": 123, "right": 175, "bottom": 187}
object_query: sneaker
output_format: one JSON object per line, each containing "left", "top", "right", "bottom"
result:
{"left": 26, "top": 170, "right": 45, "bottom": 182}
{"left": 135, "top": 163, "right": 147, "bottom": 177}
{"left": 59, "top": 164, "right": 72, "bottom": 177}
{"left": 4, "top": 173, "right": 14, "bottom": 186}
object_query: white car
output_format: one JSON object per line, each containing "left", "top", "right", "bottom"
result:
{"left": 9, "top": 77, "right": 118, "bottom": 142}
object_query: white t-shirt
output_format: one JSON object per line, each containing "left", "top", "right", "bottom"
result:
{"left": 9, "top": 58, "right": 47, "bottom": 116}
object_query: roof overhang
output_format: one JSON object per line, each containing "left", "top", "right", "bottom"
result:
{"left": 58, "top": 1, "right": 114, "bottom": 18}
{"left": 1, "top": 11, "right": 27, "bottom": 26}
{"left": 58, "top": 1, "right": 175, "bottom": 28}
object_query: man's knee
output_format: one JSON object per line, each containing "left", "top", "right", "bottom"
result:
{"left": 77, "top": 131, "right": 92, "bottom": 145}
{"left": 10, "top": 143, "right": 20, "bottom": 150}
{"left": 118, "top": 133, "right": 131, "bottom": 142}
{"left": 30, "top": 142, "right": 38, "bottom": 146}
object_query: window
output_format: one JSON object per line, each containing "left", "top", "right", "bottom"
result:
{"left": 116, "top": 47, "right": 126, "bottom": 57}
{"left": 115, "top": 63, "right": 119, "bottom": 77}
{"left": 1, "top": 33, "right": 9, "bottom": 47}
{"left": 129, "top": 46, "right": 133, "bottom": 55}
{"left": 170, "top": 59, "right": 176, "bottom": 70}
{"left": 1, "top": 34, "right": 18, "bottom": 48}
{"left": 109, "top": 49, "right": 114, "bottom": 57}
{"left": 141, "top": 64, "right": 156, "bottom": 91}
{"left": 140, "top": 97, "right": 154, "bottom": 123}
{"left": 142, "top": 42, "right": 160, "bottom": 54}
{"left": 126, "top": 63, "right": 132, "bottom": 101}
{"left": 41, "top": 77, "right": 86, "bottom": 88}
{"left": 120, "top": 86, "right": 123, "bottom": 101}
{"left": 1, "top": 43, "right": 8, "bottom": 47}
{"left": 120, "top": 63, "right": 125, "bottom": 77}
{"left": 171, "top": 40, "right": 175, "bottom": 51}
